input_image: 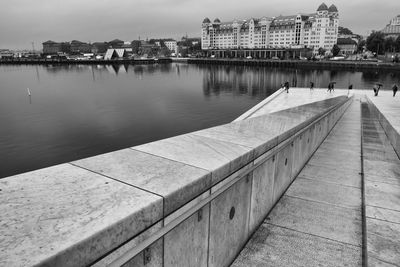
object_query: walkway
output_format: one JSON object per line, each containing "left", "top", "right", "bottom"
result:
{"left": 232, "top": 93, "right": 400, "bottom": 266}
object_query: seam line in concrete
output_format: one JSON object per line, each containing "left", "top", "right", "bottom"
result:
{"left": 365, "top": 216, "right": 400, "bottom": 226}
{"left": 285, "top": 195, "right": 362, "bottom": 213}
{"left": 295, "top": 175, "right": 361, "bottom": 189}
{"left": 265, "top": 222, "right": 361, "bottom": 248}
{"left": 360, "top": 100, "right": 368, "bottom": 267}
{"left": 366, "top": 204, "right": 400, "bottom": 213}
{"left": 128, "top": 147, "right": 211, "bottom": 173}
{"left": 68, "top": 162, "right": 165, "bottom": 199}
{"left": 369, "top": 256, "right": 400, "bottom": 267}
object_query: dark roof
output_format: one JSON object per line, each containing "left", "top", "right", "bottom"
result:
{"left": 203, "top": 17, "right": 211, "bottom": 23}
{"left": 337, "top": 38, "right": 357, "bottom": 45}
{"left": 317, "top": 3, "right": 328, "bottom": 11}
{"left": 43, "top": 40, "right": 58, "bottom": 44}
{"left": 214, "top": 18, "right": 221, "bottom": 23}
{"left": 109, "top": 39, "right": 124, "bottom": 43}
{"left": 328, "top": 4, "right": 338, "bottom": 12}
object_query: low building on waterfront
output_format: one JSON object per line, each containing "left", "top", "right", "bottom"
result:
{"left": 381, "top": 15, "right": 400, "bottom": 38}
{"left": 201, "top": 3, "right": 339, "bottom": 54}
{"left": 70, "top": 40, "right": 92, "bottom": 53}
{"left": 336, "top": 37, "right": 357, "bottom": 55}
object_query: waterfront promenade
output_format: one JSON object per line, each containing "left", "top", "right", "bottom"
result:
{"left": 0, "top": 88, "right": 399, "bottom": 266}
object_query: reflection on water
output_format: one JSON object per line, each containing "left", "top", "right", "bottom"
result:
{"left": 1, "top": 63, "right": 400, "bottom": 178}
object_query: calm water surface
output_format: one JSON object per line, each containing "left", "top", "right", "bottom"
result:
{"left": 1, "top": 63, "right": 400, "bottom": 178}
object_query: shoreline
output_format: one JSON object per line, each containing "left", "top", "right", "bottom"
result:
{"left": 1, "top": 57, "right": 399, "bottom": 71}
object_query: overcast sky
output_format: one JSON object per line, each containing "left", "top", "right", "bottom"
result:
{"left": 0, "top": 0, "right": 398, "bottom": 50}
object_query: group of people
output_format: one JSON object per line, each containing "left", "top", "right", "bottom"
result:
{"left": 373, "top": 84, "right": 398, "bottom": 97}
{"left": 281, "top": 82, "right": 399, "bottom": 97}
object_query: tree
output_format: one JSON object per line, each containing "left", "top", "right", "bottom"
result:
{"left": 357, "top": 40, "right": 366, "bottom": 53}
{"left": 318, "top": 47, "right": 326, "bottom": 56}
{"left": 331, "top": 44, "right": 341, "bottom": 56}
{"left": 338, "top": 26, "right": 353, "bottom": 35}
{"left": 366, "top": 31, "right": 385, "bottom": 55}
{"left": 384, "top": 37, "right": 396, "bottom": 53}
{"left": 395, "top": 35, "right": 400, "bottom": 52}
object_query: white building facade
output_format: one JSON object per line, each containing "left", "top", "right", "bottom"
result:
{"left": 201, "top": 3, "right": 339, "bottom": 53}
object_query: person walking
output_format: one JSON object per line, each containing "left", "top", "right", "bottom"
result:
{"left": 284, "top": 81, "right": 290, "bottom": 93}
{"left": 310, "top": 81, "right": 314, "bottom": 90}
{"left": 327, "top": 83, "right": 332, "bottom": 93}
{"left": 392, "top": 84, "right": 398, "bottom": 97}
{"left": 373, "top": 84, "right": 382, "bottom": 96}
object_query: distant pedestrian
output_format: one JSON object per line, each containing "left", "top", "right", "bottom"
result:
{"left": 310, "top": 81, "right": 314, "bottom": 90}
{"left": 327, "top": 83, "right": 333, "bottom": 93}
{"left": 348, "top": 84, "right": 353, "bottom": 89}
{"left": 284, "top": 81, "right": 290, "bottom": 93}
{"left": 393, "top": 84, "right": 398, "bottom": 97}
{"left": 373, "top": 84, "right": 382, "bottom": 96}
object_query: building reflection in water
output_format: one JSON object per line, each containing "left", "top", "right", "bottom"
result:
{"left": 38, "top": 63, "right": 400, "bottom": 93}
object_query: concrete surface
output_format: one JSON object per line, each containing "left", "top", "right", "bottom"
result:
{"left": 0, "top": 164, "right": 163, "bottom": 267}
{"left": 361, "top": 100, "right": 400, "bottom": 266}
{"left": 232, "top": 97, "right": 363, "bottom": 266}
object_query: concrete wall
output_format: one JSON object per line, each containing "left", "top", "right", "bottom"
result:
{"left": 90, "top": 97, "right": 352, "bottom": 267}
{"left": 0, "top": 95, "right": 352, "bottom": 267}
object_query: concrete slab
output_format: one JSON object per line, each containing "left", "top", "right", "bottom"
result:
{"left": 366, "top": 181, "right": 400, "bottom": 212}
{"left": 0, "top": 164, "right": 163, "bottom": 267}
{"left": 249, "top": 156, "right": 275, "bottom": 232}
{"left": 73, "top": 148, "right": 211, "bottom": 215}
{"left": 368, "top": 257, "right": 398, "bottom": 267}
{"left": 366, "top": 206, "right": 400, "bottom": 225}
{"left": 273, "top": 144, "right": 293, "bottom": 202}
{"left": 367, "top": 218, "right": 400, "bottom": 266}
{"left": 231, "top": 224, "right": 361, "bottom": 267}
{"left": 364, "top": 159, "right": 400, "bottom": 181}
{"left": 208, "top": 175, "right": 252, "bottom": 267}
{"left": 121, "top": 238, "right": 163, "bottom": 267}
{"left": 299, "top": 164, "right": 361, "bottom": 188}
{"left": 247, "top": 88, "right": 349, "bottom": 118}
{"left": 92, "top": 222, "right": 162, "bottom": 267}
{"left": 286, "top": 178, "right": 361, "bottom": 209}
{"left": 164, "top": 204, "right": 210, "bottom": 267}
{"left": 268, "top": 196, "right": 362, "bottom": 246}
{"left": 134, "top": 133, "right": 253, "bottom": 185}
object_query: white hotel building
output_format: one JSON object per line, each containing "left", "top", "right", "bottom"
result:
{"left": 201, "top": 3, "right": 339, "bottom": 54}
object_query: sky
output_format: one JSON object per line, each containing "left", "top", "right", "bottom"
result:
{"left": 0, "top": 0, "right": 398, "bottom": 50}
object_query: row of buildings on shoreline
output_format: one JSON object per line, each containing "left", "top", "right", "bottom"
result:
{"left": 40, "top": 37, "right": 201, "bottom": 59}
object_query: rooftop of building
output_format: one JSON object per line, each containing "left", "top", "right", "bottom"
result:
{"left": 337, "top": 37, "right": 357, "bottom": 45}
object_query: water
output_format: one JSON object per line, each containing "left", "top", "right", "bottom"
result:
{"left": 1, "top": 63, "right": 399, "bottom": 178}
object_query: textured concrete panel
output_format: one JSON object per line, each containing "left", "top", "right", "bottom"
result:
{"left": 366, "top": 181, "right": 400, "bottom": 212}
{"left": 363, "top": 159, "right": 400, "bottom": 181}
{"left": 367, "top": 218, "right": 400, "bottom": 266}
{"left": 273, "top": 144, "right": 293, "bottom": 202}
{"left": 0, "top": 164, "right": 163, "bottom": 267}
{"left": 249, "top": 156, "right": 275, "bottom": 232}
{"left": 135, "top": 133, "right": 253, "bottom": 185}
{"left": 164, "top": 204, "right": 210, "bottom": 267}
{"left": 366, "top": 206, "right": 400, "bottom": 225}
{"left": 292, "top": 133, "right": 306, "bottom": 178}
{"left": 286, "top": 178, "right": 361, "bottom": 209}
{"left": 122, "top": 238, "right": 163, "bottom": 267}
{"left": 368, "top": 257, "right": 398, "bottom": 267}
{"left": 231, "top": 223, "right": 362, "bottom": 267}
{"left": 269, "top": 196, "right": 362, "bottom": 246}
{"left": 208, "top": 175, "right": 252, "bottom": 267}
{"left": 92, "top": 222, "right": 162, "bottom": 267}
{"left": 74, "top": 148, "right": 211, "bottom": 215}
